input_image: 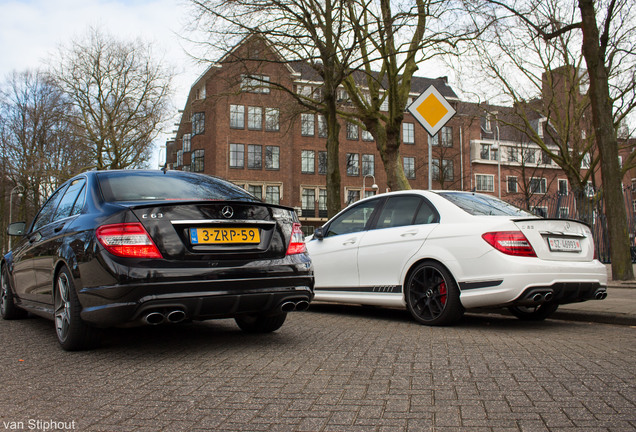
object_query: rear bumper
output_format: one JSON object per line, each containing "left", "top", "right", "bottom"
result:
{"left": 79, "top": 275, "right": 314, "bottom": 326}
{"left": 77, "top": 254, "right": 314, "bottom": 327}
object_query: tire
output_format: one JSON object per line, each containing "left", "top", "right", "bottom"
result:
{"left": 508, "top": 303, "right": 559, "bottom": 321}
{"left": 1, "top": 265, "right": 27, "bottom": 320}
{"left": 405, "top": 261, "right": 464, "bottom": 326}
{"left": 54, "top": 267, "right": 100, "bottom": 351}
{"left": 235, "top": 313, "right": 287, "bottom": 333}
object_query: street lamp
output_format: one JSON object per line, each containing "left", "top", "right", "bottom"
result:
{"left": 362, "top": 175, "right": 379, "bottom": 200}
{"left": 9, "top": 185, "right": 24, "bottom": 250}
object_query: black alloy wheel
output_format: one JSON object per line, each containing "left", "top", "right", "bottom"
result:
{"left": 508, "top": 303, "right": 559, "bottom": 321}
{"left": 1, "top": 265, "right": 27, "bottom": 320}
{"left": 54, "top": 267, "right": 100, "bottom": 351}
{"left": 405, "top": 261, "right": 463, "bottom": 326}
{"left": 235, "top": 313, "right": 287, "bottom": 333}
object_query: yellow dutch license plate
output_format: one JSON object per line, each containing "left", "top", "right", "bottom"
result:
{"left": 190, "top": 227, "right": 260, "bottom": 244}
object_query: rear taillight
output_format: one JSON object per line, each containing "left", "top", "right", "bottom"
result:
{"left": 96, "top": 223, "right": 163, "bottom": 259}
{"left": 286, "top": 223, "right": 306, "bottom": 255}
{"left": 482, "top": 231, "right": 536, "bottom": 257}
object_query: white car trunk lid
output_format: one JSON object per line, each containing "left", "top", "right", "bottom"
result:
{"left": 513, "top": 218, "right": 595, "bottom": 262}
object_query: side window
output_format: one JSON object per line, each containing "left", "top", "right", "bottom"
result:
{"left": 376, "top": 196, "right": 422, "bottom": 229}
{"left": 414, "top": 201, "right": 438, "bottom": 225}
{"left": 326, "top": 200, "right": 379, "bottom": 237}
{"left": 31, "top": 186, "right": 67, "bottom": 232}
{"left": 70, "top": 183, "right": 87, "bottom": 216}
{"left": 53, "top": 179, "right": 86, "bottom": 221}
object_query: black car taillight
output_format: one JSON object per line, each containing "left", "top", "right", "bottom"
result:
{"left": 286, "top": 223, "right": 306, "bottom": 255}
{"left": 482, "top": 231, "right": 536, "bottom": 257}
{"left": 96, "top": 223, "right": 163, "bottom": 259}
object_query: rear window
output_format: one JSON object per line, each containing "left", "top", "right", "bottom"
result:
{"left": 97, "top": 171, "right": 259, "bottom": 203}
{"left": 437, "top": 191, "right": 534, "bottom": 217}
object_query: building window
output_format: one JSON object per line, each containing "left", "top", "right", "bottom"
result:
{"left": 247, "top": 145, "right": 262, "bottom": 169}
{"left": 559, "top": 207, "right": 570, "bottom": 218}
{"left": 523, "top": 148, "right": 536, "bottom": 164}
{"left": 192, "top": 149, "right": 204, "bottom": 172}
{"left": 192, "top": 112, "right": 205, "bottom": 136}
{"left": 230, "top": 105, "right": 245, "bottom": 129}
{"left": 347, "top": 153, "right": 359, "bottom": 176}
{"left": 301, "top": 188, "right": 316, "bottom": 218}
{"left": 432, "top": 159, "right": 440, "bottom": 180}
{"left": 229, "top": 144, "right": 244, "bottom": 168}
{"left": 507, "top": 146, "right": 518, "bottom": 162}
{"left": 318, "top": 151, "right": 327, "bottom": 175}
{"left": 541, "top": 150, "right": 551, "bottom": 165}
{"left": 529, "top": 177, "right": 547, "bottom": 194}
{"left": 182, "top": 134, "right": 191, "bottom": 152}
{"left": 265, "top": 108, "right": 279, "bottom": 131}
{"left": 403, "top": 157, "right": 415, "bottom": 179}
{"left": 241, "top": 74, "right": 270, "bottom": 93}
{"left": 507, "top": 176, "right": 518, "bottom": 193}
{"left": 265, "top": 185, "right": 280, "bottom": 204}
{"left": 346, "top": 122, "right": 359, "bottom": 140}
{"left": 318, "top": 189, "right": 327, "bottom": 218}
{"left": 362, "top": 129, "right": 374, "bottom": 141}
{"left": 265, "top": 146, "right": 279, "bottom": 170}
{"left": 476, "top": 174, "right": 494, "bottom": 192}
{"left": 441, "top": 126, "right": 452, "bottom": 147}
{"left": 532, "top": 206, "right": 548, "bottom": 218}
{"left": 301, "top": 150, "right": 315, "bottom": 174}
{"left": 248, "top": 185, "right": 263, "bottom": 200}
{"left": 176, "top": 150, "right": 183, "bottom": 167}
{"left": 362, "top": 154, "right": 374, "bottom": 176}
{"left": 301, "top": 114, "right": 315, "bottom": 136}
{"left": 558, "top": 179, "right": 568, "bottom": 195}
{"left": 380, "top": 95, "right": 388, "bottom": 112}
{"left": 346, "top": 189, "right": 360, "bottom": 204}
{"left": 430, "top": 133, "right": 439, "bottom": 147}
{"left": 403, "top": 123, "right": 414, "bottom": 144}
{"left": 582, "top": 153, "right": 591, "bottom": 169}
{"left": 248, "top": 106, "right": 263, "bottom": 130}
{"left": 317, "top": 115, "right": 328, "bottom": 138}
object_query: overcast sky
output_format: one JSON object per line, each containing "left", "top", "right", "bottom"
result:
{"left": 0, "top": 0, "right": 207, "bottom": 166}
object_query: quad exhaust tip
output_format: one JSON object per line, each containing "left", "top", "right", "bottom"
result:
{"left": 280, "top": 300, "right": 311, "bottom": 312}
{"left": 143, "top": 309, "right": 187, "bottom": 325}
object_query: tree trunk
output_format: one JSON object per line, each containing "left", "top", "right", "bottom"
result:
{"left": 378, "top": 125, "right": 411, "bottom": 191}
{"left": 579, "top": 0, "right": 633, "bottom": 280}
{"left": 325, "top": 104, "right": 342, "bottom": 218}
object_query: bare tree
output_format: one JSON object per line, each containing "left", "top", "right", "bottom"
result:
{"left": 0, "top": 70, "right": 91, "bottom": 251}
{"left": 462, "top": 0, "right": 635, "bottom": 280}
{"left": 340, "top": 0, "right": 483, "bottom": 191}
{"left": 189, "top": 0, "right": 360, "bottom": 217}
{"left": 53, "top": 28, "right": 173, "bottom": 170}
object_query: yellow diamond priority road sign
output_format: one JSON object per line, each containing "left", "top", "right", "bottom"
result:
{"left": 407, "top": 85, "right": 456, "bottom": 137}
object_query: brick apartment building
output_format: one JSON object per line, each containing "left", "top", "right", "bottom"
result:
{"left": 165, "top": 36, "right": 609, "bottom": 233}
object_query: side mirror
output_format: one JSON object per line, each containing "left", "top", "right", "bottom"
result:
{"left": 7, "top": 222, "right": 26, "bottom": 236}
{"left": 314, "top": 226, "right": 325, "bottom": 240}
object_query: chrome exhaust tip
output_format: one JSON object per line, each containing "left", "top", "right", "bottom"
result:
{"left": 144, "top": 312, "right": 165, "bottom": 325}
{"left": 166, "top": 309, "right": 186, "bottom": 323}
{"left": 295, "top": 300, "right": 310, "bottom": 311}
{"left": 532, "top": 293, "right": 544, "bottom": 303}
{"left": 543, "top": 292, "right": 554, "bottom": 302}
{"left": 281, "top": 302, "right": 296, "bottom": 312}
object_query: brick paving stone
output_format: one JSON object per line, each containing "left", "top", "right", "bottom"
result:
{"left": 1, "top": 307, "right": 635, "bottom": 431}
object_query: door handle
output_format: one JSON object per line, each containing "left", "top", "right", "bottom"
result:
{"left": 400, "top": 230, "right": 418, "bottom": 237}
{"left": 342, "top": 239, "right": 357, "bottom": 246}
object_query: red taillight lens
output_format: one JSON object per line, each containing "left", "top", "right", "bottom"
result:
{"left": 286, "top": 223, "right": 306, "bottom": 255}
{"left": 482, "top": 231, "right": 536, "bottom": 257}
{"left": 96, "top": 223, "right": 163, "bottom": 259}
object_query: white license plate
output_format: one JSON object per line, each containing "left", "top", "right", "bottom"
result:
{"left": 548, "top": 237, "right": 582, "bottom": 252}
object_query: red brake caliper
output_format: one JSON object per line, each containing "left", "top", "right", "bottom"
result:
{"left": 439, "top": 282, "right": 447, "bottom": 305}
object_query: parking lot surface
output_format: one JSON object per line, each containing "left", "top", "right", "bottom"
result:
{"left": 1, "top": 305, "right": 635, "bottom": 432}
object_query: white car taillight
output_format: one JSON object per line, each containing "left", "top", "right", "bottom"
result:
{"left": 96, "top": 223, "right": 163, "bottom": 259}
{"left": 482, "top": 231, "right": 537, "bottom": 257}
{"left": 286, "top": 223, "right": 307, "bottom": 255}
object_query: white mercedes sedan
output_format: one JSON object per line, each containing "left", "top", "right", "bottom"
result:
{"left": 306, "top": 190, "right": 608, "bottom": 325}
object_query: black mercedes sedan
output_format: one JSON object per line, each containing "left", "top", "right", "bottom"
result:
{"left": 1, "top": 170, "right": 314, "bottom": 350}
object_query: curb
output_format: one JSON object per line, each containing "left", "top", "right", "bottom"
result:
{"left": 551, "top": 309, "right": 636, "bottom": 326}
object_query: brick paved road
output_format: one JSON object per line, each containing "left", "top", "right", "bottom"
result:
{"left": 1, "top": 305, "right": 634, "bottom": 432}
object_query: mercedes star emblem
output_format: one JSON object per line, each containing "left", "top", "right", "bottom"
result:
{"left": 221, "top": 206, "right": 234, "bottom": 219}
